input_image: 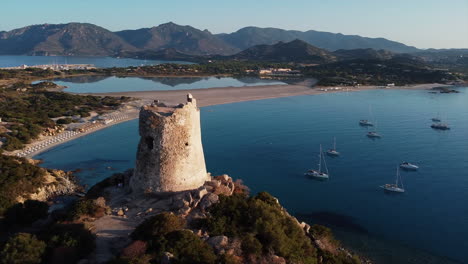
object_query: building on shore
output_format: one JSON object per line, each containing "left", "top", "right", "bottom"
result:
{"left": 0, "top": 64, "right": 96, "bottom": 70}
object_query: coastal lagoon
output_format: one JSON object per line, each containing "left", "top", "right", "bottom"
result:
{"left": 0, "top": 55, "right": 192, "bottom": 68}
{"left": 36, "top": 88, "right": 468, "bottom": 263}
{"left": 52, "top": 76, "right": 287, "bottom": 93}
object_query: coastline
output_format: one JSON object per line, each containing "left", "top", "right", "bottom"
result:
{"left": 12, "top": 82, "right": 449, "bottom": 158}
{"left": 89, "top": 82, "right": 450, "bottom": 107}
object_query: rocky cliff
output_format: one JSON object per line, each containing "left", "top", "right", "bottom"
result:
{"left": 16, "top": 164, "right": 80, "bottom": 203}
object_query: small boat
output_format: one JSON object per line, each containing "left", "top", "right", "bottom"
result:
{"left": 305, "top": 144, "right": 329, "bottom": 179}
{"left": 431, "top": 123, "right": 450, "bottom": 130}
{"left": 326, "top": 137, "right": 340, "bottom": 156}
{"left": 360, "top": 106, "right": 375, "bottom": 126}
{"left": 381, "top": 167, "right": 405, "bottom": 193}
{"left": 400, "top": 162, "right": 419, "bottom": 170}
{"left": 359, "top": 120, "right": 374, "bottom": 126}
{"left": 431, "top": 117, "right": 441, "bottom": 122}
{"left": 367, "top": 131, "right": 381, "bottom": 138}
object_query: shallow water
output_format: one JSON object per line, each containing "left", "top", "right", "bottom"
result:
{"left": 50, "top": 76, "right": 286, "bottom": 93}
{"left": 36, "top": 88, "right": 468, "bottom": 263}
{"left": 0, "top": 55, "right": 192, "bottom": 68}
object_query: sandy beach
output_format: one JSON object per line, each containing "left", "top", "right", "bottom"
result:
{"left": 90, "top": 83, "right": 448, "bottom": 107}
{"left": 12, "top": 82, "right": 448, "bottom": 158}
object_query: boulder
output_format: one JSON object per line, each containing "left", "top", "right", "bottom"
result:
{"left": 192, "top": 187, "right": 208, "bottom": 200}
{"left": 93, "top": 197, "right": 106, "bottom": 207}
{"left": 300, "top": 221, "right": 311, "bottom": 233}
{"left": 218, "top": 174, "right": 230, "bottom": 182}
{"left": 207, "top": 235, "right": 229, "bottom": 252}
{"left": 161, "top": 252, "right": 174, "bottom": 264}
{"left": 117, "top": 209, "right": 125, "bottom": 216}
{"left": 199, "top": 193, "right": 219, "bottom": 211}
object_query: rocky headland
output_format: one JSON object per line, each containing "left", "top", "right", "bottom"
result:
{"left": 64, "top": 94, "right": 368, "bottom": 264}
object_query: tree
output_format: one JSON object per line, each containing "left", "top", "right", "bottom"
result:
{"left": 4, "top": 200, "right": 49, "bottom": 226}
{"left": 0, "top": 233, "right": 46, "bottom": 264}
{"left": 131, "top": 212, "right": 185, "bottom": 241}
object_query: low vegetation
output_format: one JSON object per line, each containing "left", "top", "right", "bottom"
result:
{"left": 111, "top": 192, "right": 361, "bottom": 264}
{"left": 303, "top": 58, "right": 458, "bottom": 86}
{"left": 0, "top": 233, "right": 46, "bottom": 264}
{"left": 0, "top": 82, "right": 130, "bottom": 150}
{"left": 0, "top": 154, "right": 46, "bottom": 215}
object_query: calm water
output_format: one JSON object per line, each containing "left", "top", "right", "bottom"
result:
{"left": 0, "top": 55, "right": 192, "bottom": 68}
{"left": 52, "top": 76, "right": 286, "bottom": 93}
{"left": 35, "top": 88, "right": 468, "bottom": 263}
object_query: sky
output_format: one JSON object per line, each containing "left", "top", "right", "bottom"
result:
{"left": 1, "top": 0, "right": 467, "bottom": 49}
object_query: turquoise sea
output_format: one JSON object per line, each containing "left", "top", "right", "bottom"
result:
{"left": 51, "top": 76, "right": 286, "bottom": 93}
{"left": 0, "top": 55, "right": 192, "bottom": 68}
{"left": 36, "top": 87, "right": 468, "bottom": 263}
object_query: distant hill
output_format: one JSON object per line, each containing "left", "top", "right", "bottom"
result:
{"left": 118, "top": 48, "right": 205, "bottom": 62}
{"left": 115, "top": 22, "right": 239, "bottom": 56}
{"left": 217, "top": 26, "right": 420, "bottom": 53}
{"left": 332, "top": 48, "right": 395, "bottom": 61}
{"left": 0, "top": 23, "right": 136, "bottom": 56}
{"left": 1, "top": 22, "right": 464, "bottom": 61}
{"left": 228, "top": 39, "right": 336, "bottom": 63}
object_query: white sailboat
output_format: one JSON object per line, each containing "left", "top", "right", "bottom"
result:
{"left": 305, "top": 144, "right": 329, "bottom": 179}
{"left": 367, "top": 121, "right": 382, "bottom": 138}
{"left": 381, "top": 167, "right": 405, "bottom": 193}
{"left": 359, "top": 105, "right": 374, "bottom": 126}
{"left": 400, "top": 162, "right": 419, "bottom": 170}
{"left": 431, "top": 113, "right": 441, "bottom": 122}
{"left": 326, "top": 137, "right": 340, "bottom": 156}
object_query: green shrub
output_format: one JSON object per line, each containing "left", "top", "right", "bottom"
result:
{"left": 0, "top": 155, "right": 46, "bottom": 215}
{"left": 241, "top": 234, "right": 262, "bottom": 256}
{"left": 4, "top": 200, "right": 49, "bottom": 226}
{"left": 310, "top": 225, "right": 339, "bottom": 247}
{"left": 0, "top": 233, "right": 46, "bottom": 264}
{"left": 131, "top": 212, "right": 185, "bottom": 241}
{"left": 56, "top": 117, "right": 73, "bottom": 124}
{"left": 205, "top": 193, "right": 317, "bottom": 264}
{"left": 68, "top": 199, "right": 100, "bottom": 220}
{"left": 160, "top": 230, "right": 217, "bottom": 264}
{"left": 43, "top": 223, "right": 95, "bottom": 260}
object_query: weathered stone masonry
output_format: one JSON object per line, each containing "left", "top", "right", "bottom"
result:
{"left": 130, "top": 94, "right": 210, "bottom": 193}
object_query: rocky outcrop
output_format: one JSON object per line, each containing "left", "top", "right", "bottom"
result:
{"left": 16, "top": 167, "right": 80, "bottom": 203}
{"left": 130, "top": 94, "right": 210, "bottom": 194}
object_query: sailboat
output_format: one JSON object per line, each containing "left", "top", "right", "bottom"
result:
{"left": 400, "top": 162, "right": 419, "bottom": 170}
{"left": 359, "top": 105, "right": 374, "bottom": 126}
{"left": 305, "top": 145, "right": 329, "bottom": 179}
{"left": 367, "top": 121, "right": 382, "bottom": 138}
{"left": 380, "top": 167, "right": 405, "bottom": 193}
{"left": 326, "top": 137, "right": 340, "bottom": 156}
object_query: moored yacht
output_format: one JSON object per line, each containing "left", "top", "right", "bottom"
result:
{"left": 359, "top": 120, "right": 374, "bottom": 126}
{"left": 381, "top": 167, "right": 405, "bottom": 193}
{"left": 305, "top": 145, "right": 329, "bottom": 179}
{"left": 431, "top": 123, "right": 450, "bottom": 130}
{"left": 326, "top": 137, "right": 340, "bottom": 156}
{"left": 367, "top": 131, "right": 381, "bottom": 138}
{"left": 400, "top": 162, "right": 419, "bottom": 170}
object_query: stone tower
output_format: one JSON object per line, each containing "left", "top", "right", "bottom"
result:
{"left": 130, "top": 94, "right": 209, "bottom": 194}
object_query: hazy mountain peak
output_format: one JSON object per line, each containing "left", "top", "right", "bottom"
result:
{"left": 229, "top": 39, "right": 336, "bottom": 63}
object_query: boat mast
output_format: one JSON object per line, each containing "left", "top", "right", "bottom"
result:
{"left": 323, "top": 149, "right": 329, "bottom": 175}
{"left": 318, "top": 145, "right": 322, "bottom": 172}
{"left": 333, "top": 137, "right": 336, "bottom": 150}
{"left": 396, "top": 166, "right": 399, "bottom": 186}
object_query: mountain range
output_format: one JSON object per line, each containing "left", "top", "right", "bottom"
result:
{"left": 0, "top": 22, "right": 423, "bottom": 57}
